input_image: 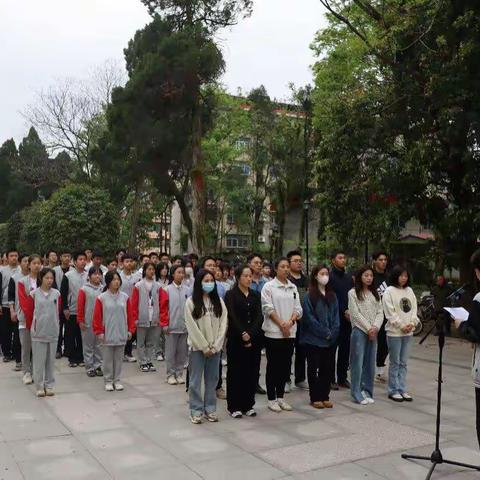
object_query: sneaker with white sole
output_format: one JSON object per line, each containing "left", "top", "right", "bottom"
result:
{"left": 205, "top": 412, "right": 218, "bottom": 422}
{"left": 22, "top": 372, "right": 33, "bottom": 385}
{"left": 277, "top": 399, "right": 293, "bottom": 411}
{"left": 14, "top": 362, "right": 22, "bottom": 372}
{"left": 389, "top": 393, "right": 404, "bottom": 402}
{"left": 401, "top": 392, "right": 413, "bottom": 402}
{"left": 157, "top": 354, "right": 165, "bottom": 362}
{"left": 36, "top": 390, "right": 46, "bottom": 397}
{"left": 176, "top": 375, "right": 185, "bottom": 384}
{"left": 230, "top": 411, "right": 242, "bottom": 418}
{"left": 45, "top": 388, "right": 55, "bottom": 397}
{"left": 114, "top": 383, "right": 124, "bottom": 391}
{"left": 361, "top": 391, "right": 375, "bottom": 404}
{"left": 268, "top": 400, "right": 282, "bottom": 413}
{"left": 284, "top": 382, "right": 291, "bottom": 394}
{"left": 148, "top": 363, "right": 156, "bottom": 372}
{"left": 167, "top": 376, "right": 178, "bottom": 385}
{"left": 105, "top": 383, "right": 114, "bottom": 392}
{"left": 124, "top": 355, "right": 136, "bottom": 363}
{"left": 245, "top": 409, "right": 257, "bottom": 417}
{"left": 359, "top": 399, "right": 369, "bottom": 405}
{"left": 190, "top": 414, "right": 202, "bottom": 424}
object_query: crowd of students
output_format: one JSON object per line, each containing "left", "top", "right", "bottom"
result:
{"left": 1, "top": 246, "right": 479, "bottom": 430}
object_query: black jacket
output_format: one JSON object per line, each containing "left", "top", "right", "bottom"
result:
{"left": 329, "top": 266, "right": 354, "bottom": 319}
{"left": 225, "top": 286, "right": 263, "bottom": 345}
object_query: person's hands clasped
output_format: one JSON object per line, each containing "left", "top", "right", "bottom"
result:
{"left": 368, "top": 326, "right": 378, "bottom": 341}
{"left": 79, "top": 323, "right": 87, "bottom": 331}
{"left": 280, "top": 321, "right": 292, "bottom": 338}
{"left": 401, "top": 324, "right": 413, "bottom": 334}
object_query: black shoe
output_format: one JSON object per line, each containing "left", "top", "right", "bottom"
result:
{"left": 3, "top": 356, "right": 12, "bottom": 363}
{"left": 95, "top": 367, "right": 103, "bottom": 377}
{"left": 86, "top": 370, "right": 96, "bottom": 377}
{"left": 338, "top": 380, "right": 351, "bottom": 389}
{"left": 78, "top": 362, "right": 85, "bottom": 367}
{"left": 69, "top": 362, "right": 78, "bottom": 368}
{"left": 388, "top": 394, "right": 404, "bottom": 402}
{"left": 56, "top": 351, "right": 62, "bottom": 359}
{"left": 330, "top": 383, "right": 340, "bottom": 391}
{"left": 256, "top": 385, "right": 266, "bottom": 395}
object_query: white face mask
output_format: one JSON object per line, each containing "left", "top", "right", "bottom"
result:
{"left": 317, "top": 274, "right": 329, "bottom": 286}
{"left": 185, "top": 267, "right": 193, "bottom": 277}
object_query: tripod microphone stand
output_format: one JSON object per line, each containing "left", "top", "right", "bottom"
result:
{"left": 401, "top": 315, "right": 480, "bottom": 479}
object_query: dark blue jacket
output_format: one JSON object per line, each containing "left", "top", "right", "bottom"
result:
{"left": 329, "top": 266, "right": 353, "bottom": 319}
{"left": 299, "top": 292, "right": 340, "bottom": 348}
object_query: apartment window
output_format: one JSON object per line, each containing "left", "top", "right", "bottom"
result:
{"left": 226, "top": 235, "right": 250, "bottom": 249}
{"left": 226, "top": 213, "right": 235, "bottom": 225}
{"left": 235, "top": 138, "right": 251, "bottom": 149}
{"left": 241, "top": 163, "right": 251, "bottom": 176}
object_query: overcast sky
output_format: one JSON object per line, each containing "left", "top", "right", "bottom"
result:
{"left": 0, "top": 0, "right": 326, "bottom": 144}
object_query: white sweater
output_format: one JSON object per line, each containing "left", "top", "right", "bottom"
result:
{"left": 184, "top": 297, "right": 228, "bottom": 354}
{"left": 382, "top": 286, "right": 419, "bottom": 337}
{"left": 348, "top": 289, "right": 384, "bottom": 334}
{"left": 261, "top": 277, "right": 303, "bottom": 339}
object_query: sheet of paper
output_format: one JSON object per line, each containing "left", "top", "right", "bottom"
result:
{"left": 444, "top": 307, "right": 469, "bottom": 322}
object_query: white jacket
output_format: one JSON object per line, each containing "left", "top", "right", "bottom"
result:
{"left": 382, "top": 286, "right": 419, "bottom": 337}
{"left": 184, "top": 297, "right": 228, "bottom": 354}
{"left": 261, "top": 277, "right": 303, "bottom": 339}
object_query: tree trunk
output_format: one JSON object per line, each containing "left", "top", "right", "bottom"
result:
{"left": 459, "top": 240, "right": 478, "bottom": 284}
{"left": 190, "top": 105, "right": 206, "bottom": 255}
{"left": 128, "top": 175, "right": 144, "bottom": 253}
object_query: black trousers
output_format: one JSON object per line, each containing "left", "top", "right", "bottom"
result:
{"left": 255, "top": 331, "right": 265, "bottom": 386}
{"left": 12, "top": 320, "right": 21, "bottom": 363}
{"left": 376, "top": 318, "right": 388, "bottom": 368}
{"left": 294, "top": 333, "right": 307, "bottom": 383}
{"left": 0, "top": 307, "right": 13, "bottom": 358}
{"left": 265, "top": 337, "right": 294, "bottom": 401}
{"left": 332, "top": 319, "right": 351, "bottom": 384}
{"left": 226, "top": 340, "right": 258, "bottom": 413}
{"left": 57, "top": 313, "right": 66, "bottom": 355}
{"left": 124, "top": 332, "right": 136, "bottom": 357}
{"left": 476, "top": 388, "right": 480, "bottom": 449}
{"left": 216, "top": 353, "right": 223, "bottom": 390}
{"left": 64, "top": 315, "right": 83, "bottom": 363}
{"left": 306, "top": 344, "right": 335, "bottom": 403}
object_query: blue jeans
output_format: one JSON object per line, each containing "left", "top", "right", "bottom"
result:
{"left": 387, "top": 336, "right": 412, "bottom": 395}
{"left": 189, "top": 351, "right": 220, "bottom": 416}
{"left": 350, "top": 327, "right": 377, "bottom": 402}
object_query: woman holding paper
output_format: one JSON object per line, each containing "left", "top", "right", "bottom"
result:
{"left": 382, "top": 266, "right": 419, "bottom": 403}
{"left": 454, "top": 249, "right": 480, "bottom": 448}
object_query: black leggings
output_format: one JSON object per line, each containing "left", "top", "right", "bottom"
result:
{"left": 305, "top": 344, "right": 335, "bottom": 403}
{"left": 265, "top": 337, "right": 294, "bottom": 401}
{"left": 376, "top": 318, "right": 388, "bottom": 368}
{"left": 476, "top": 388, "right": 480, "bottom": 449}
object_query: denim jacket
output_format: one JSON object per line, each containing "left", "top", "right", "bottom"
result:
{"left": 299, "top": 292, "right": 339, "bottom": 348}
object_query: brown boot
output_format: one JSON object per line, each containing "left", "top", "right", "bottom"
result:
{"left": 311, "top": 401, "right": 325, "bottom": 409}
{"left": 323, "top": 400, "right": 333, "bottom": 408}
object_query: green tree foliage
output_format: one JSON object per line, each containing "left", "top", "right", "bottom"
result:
{"left": 313, "top": 1, "right": 480, "bottom": 275}
{"left": 5, "top": 184, "right": 119, "bottom": 255}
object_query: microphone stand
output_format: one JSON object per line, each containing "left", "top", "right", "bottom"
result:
{"left": 401, "top": 307, "right": 480, "bottom": 479}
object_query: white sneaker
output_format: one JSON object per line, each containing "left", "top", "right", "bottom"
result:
{"left": 114, "top": 383, "right": 124, "bottom": 391}
{"left": 167, "top": 376, "right": 178, "bottom": 385}
{"left": 230, "top": 411, "right": 242, "bottom": 418}
{"left": 284, "top": 382, "right": 291, "bottom": 394}
{"left": 268, "top": 400, "right": 282, "bottom": 413}
{"left": 221, "top": 358, "right": 227, "bottom": 366}
{"left": 359, "top": 399, "right": 369, "bottom": 405}
{"left": 277, "top": 399, "right": 293, "bottom": 411}
{"left": 176, "top": 375, "right": 185, "bottom": 385}
{"left": 361, "top": 391, "right": 375, "bottom": 404}
{"left": 157, "top": 354, "right": 165, "bottom": 362}
{"left": 124, "top": 355, "right": 136, "bottom": 363}
{"left": 105, "top": 383, "right": 114, "bottom": 392}
{"left": 22, "top": 372, "right": 33, "bottom": 385}
{"left": 36, "top": 389, "right": 46, "bottom": 397}
{"left": 245, "top": 409, "right": 257, "bottom": 417}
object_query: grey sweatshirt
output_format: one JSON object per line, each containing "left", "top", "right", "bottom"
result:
{"left": 31, "top": 288, "right": 61, "bottom": 343}
{"left": 1, "top": 265, "right": 20, "bottom": 307}
{"left": 166, "top": 282, "right": 190, "bottom": 333}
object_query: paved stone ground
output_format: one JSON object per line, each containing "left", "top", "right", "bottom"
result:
{"left": 0, "top": 336, "right": 479, "bottom": 479}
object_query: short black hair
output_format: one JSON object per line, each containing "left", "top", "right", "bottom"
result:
{"left": 372, "top": 250, "right": 388, "bottom": 261}
{"left": 330, "top": 249, "right": 346, "bottom": 260}
{"left": 58, "top": 248, "right": 71, "bottom": 255}
{"left": 189, "top": 253, "right": 199, "bottom": 260}
{"left": 122, "top": 253, "right": 135, "bottom": 261}
{"left": 116, "top": 249, "right": 126, "bottom": 256}
{"left": 46, "top": 250, "right": 57, "bottom": 258}
{"left": 104, "top": 270, "right": 122, "bottom": 290}
{"left": 471, "top": 249, "right": 480, "bottom": 271}
{"left": 92, "top": 251, "right": 103, "bottom": 259}
{"left": 140, "top": 254, "right": 149, "bottom": 261}
{"left": 159, "top": 252, "right": 169, "bottom": 258}
{"left": 274, "top": 257, "right": 290, "bottom": 269}
{"left": 389, "top": 265, "right": 411, "bottom": 288}
{"left": 18, "top": 253, "right": 29, "bottom": 262}
{"left": 247, "top": 253, "right": 263, "bottom": 263}
{"left": 142, "top": 262, "right": 156, "bottom": 278}
{"left": 6, "top": 249, "right": 18, "bottom": 256}
{"left": 87, "top": 266, "right": 103, "bottom": 278}
{"left": 200, "top": 256, "right": 216, "bottom": 268}
{"left": 73, "top": 251, "right": 87, "bottom": 262}
{"left": 286, "top": 250, "right": 302, "bottom": 261}
{"left": 149, "top": 251, "right": 159, "bottom": 258}
{"left": 38, "top": 267, "right": 55, "bottom": 286}
{"left": 234, "top": 264, "right": 251, "bottom": 281}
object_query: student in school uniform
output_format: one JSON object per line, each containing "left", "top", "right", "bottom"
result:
{"left": 9, "top": 254, "right": 30, "bottom": 376}
{"left": 53, "top": 249, "right": 72, "bottom": 358}
{"left": 185, "top": 269, "right": 228, "bottom": 424}
{"left": 77, "top": 267, "right": 104, "bottom": 377}
{"left": 0, "top": 249, "right": 20, "bottom": 363}
{"left": 93, "top": 271, "right": 135, "bottom": 392}
{"left": 24, "top": 268, "right": 61, "bottom": 397}
{"left": 131, "top": 262, "right": 164, "bottom": 372}
{"left": 161, "top": 265, "right": 190, "bottom": 385}
{"left": 119, "top": 254, "right": 141, "bottom": 363}
{"left": 60, "top": 251, "right": 88, "bottom": 367}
